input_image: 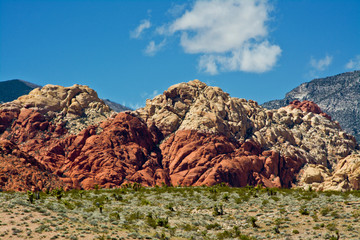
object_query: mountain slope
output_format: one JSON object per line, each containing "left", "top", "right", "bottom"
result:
{"left": 262, "top": 70, "right": 360, "bottom": 141}
{"left": 0, "top": 79, "right": 41, "bottom": 103}
{"left": 1, "top": 80, "right": 358, "bottom": 191}
{"left": 102, "top": 99, "right": 132, "bottom": 112}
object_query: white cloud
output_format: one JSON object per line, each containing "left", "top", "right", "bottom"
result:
{"left": 167, "top": 3, "right": 187, "bottom": 17}
{"left": 199, "top": 41, "right": 281, "bottom": 74}
{"left": 133, "top": 0, "right": 281, "bottom": 74}
{"left": 167, "top": 0, "right": 280, "bottom": 74}
{"left": 310, "top": 55, "right": 333, "bottom": 71}
{"left": 130, "top": 19, "right": 151, "bottom": 39}
{"left": 141, "top": 90, "right": 160, "bottom": 99}
{"left": 345, "top": 55, "right": 360, "bottom": 69}
{"left": 199, "top": 55, "right": 219, "bottom": 75}
{"left": 144, "top": 40, "right": 166, "bottom": 56}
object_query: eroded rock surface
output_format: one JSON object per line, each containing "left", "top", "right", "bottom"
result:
{"left": 0, "top": 80, "right": 359, "bottom": 191}
{"left": 0, "top": 140, "right": 64, "bottom": 191}
{"left": 0, "top": 84, "right": 113, "bottom": 134}
{"left": 160, "top": 130, "right": 304, "bottom": 188}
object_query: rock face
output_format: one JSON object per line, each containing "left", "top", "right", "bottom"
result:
{"left": 136, "top": 80, "right": 357, "bottom": 168}
{"left": 40, "top": 112, "right": 166, "bottom": 190}
{"left": 262, "top": 70, "right": 360, "bottom": 142}
{"left": 0, "top": 140, "right": 64, "bottom": 191}
{"left": 160, "top": 130, "right": 304, "bottom": 188}
{"left": 0, "top": 84, "right": 114, "bottom": 134}
{"left": 0, "top": 79, "right": 359, "bottom": 191}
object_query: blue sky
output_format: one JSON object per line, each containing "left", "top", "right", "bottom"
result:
{"left": 1, "top": 0, "right": 359, "bottom": 109}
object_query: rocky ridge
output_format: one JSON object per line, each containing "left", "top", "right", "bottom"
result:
{"left": 262, "top": 70, "right": 360, "bottom": 142}
{"left": 0, "top": 79, "right": 359, "bottom": 191}
{"left": 0, "top": 84, "right": 114, "bottom": 134}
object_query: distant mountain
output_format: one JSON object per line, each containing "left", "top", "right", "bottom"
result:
{"left": 0, "top": 79, "right": 41, "bottom": 103}
{"left": 0, "top": 79, "right": 131, "bottom": 112}
{"left": 262, "top": 70, "right": 360, "bottom": 142}
{"left": 102, "top": 99, "right": 132, "bottom": 112}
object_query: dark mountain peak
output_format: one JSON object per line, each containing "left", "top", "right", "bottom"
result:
{"left": 0, "top": 79, "right": 41, "bottom": 103}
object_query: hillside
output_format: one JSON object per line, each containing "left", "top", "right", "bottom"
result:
{"left": 262, "top": 70, "right": 360, "bottom": 142}
{"left": 0, "top": 79, "right": 359, "bottom": 192}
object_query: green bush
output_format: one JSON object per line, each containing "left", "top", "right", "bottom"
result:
{"left": 206, "top": 223, "right": 222, "bottom": 230}
{"left": 299, "top": 206, "right": 310, "bottom": 215}
{"left": 248, "top": 217, "right": 259, "bottom": 228}
{"left": 213, "top": 204, "right": 224, "bottom": 216}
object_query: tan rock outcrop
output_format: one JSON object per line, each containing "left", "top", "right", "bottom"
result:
{"left": 300, "top": 154, "right": 360, "bottom": 191}
{"left": 1, "top": 84, "right": 113, "bottom": 134}
{"left": 135, "top": 80, "right": 252, "bottom": 140}
{"left": 137, "top": 80, "right": 357, "bottom": 169}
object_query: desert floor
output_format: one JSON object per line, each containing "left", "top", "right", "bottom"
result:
{"left": 0, "top": 185, "right": 359, "bottom": 240}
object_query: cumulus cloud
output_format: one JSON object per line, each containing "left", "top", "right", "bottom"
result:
{"left": 130, "top": 19, "right": 151, "bottom": 39}
{"left": 345, "top": 55, "right": 360, "bottom": 69}
{"left": 199, "top": 41, "right": 281, "bottom": 74}
{"left": 169, "top": 0, "right": 281, "bottom": 74}
{"left": 310, "top": 55, "right": 333, "bottom": 71}
{"left": 144, "top": 40, "right": 166, "bottom": 56}
{"left": 132, "top": 0, "right": 281, "bottom": 74}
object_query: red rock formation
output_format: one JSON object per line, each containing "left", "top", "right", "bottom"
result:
{"left": 289, "top": 100, "right": 331, "bottom": 120}
{"left": 36, "top": 112, "right": 166, "bottom": 189}
{"left": 160, "top": 130, "right": 305, "bottom": 188}
{"left": 0, "top": 140, "right": 65, "bottom": 191}
{"left": 0, "top": 108, "right": 19, "bottom": 133}
{"left": 0, "top": 81, "right": 356, "bottom": 192}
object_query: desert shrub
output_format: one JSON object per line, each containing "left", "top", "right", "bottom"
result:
{"left": 156, "top": 217, "right": 169, "bottom": 228}
{"left": 62, "top": 200, "right": 75, "bottom": 210}
{"left": 165, "top": 203, "right": 175, "bottom": 211}
{"left": 125, "top": 211, "right": 144, "bottom": 223}
{"left": 248, "top": 216, "right": 259, "bottom": 228}
{"left": 213, "top": 204, "right": 224, "bottom": 216}
{"left": 320, "top": 207, "right": 332, "bottom": 216}
{"left": 274, "top": 218, "right": 283, "bottom": 227}
{"left": 326, "top": 223, "right": 337, "bottom": 232}
{"left": 216, "top": 230, "right": 233, "bottom": 239}
{"left": 112, "top": 193, "right": 122, "bottom": 201}
{"left": 51, "top": 188, "right": 64, "bottom": 200}
{"left": 27, "top": 191, "right": 34, "bottom": 204}
{"left": 206, "top": 223, "right": 222, "bottom": 230}
{"left": 145, "top": 213, "right": 157, "bottom": 228}
{"left": 109, "top": 212, "right": 120, "bottom": 221}
{"left": 331, "top": 211, "right": 340, "bottom": 219}
{"left": 180, "top": 223, "right": 198, "bottom": 231}
{"left": 222, "top": 193, "right": 230, "bottom": 201}
{"left": 299, "top": 206, "right": 310, "bottom": 215}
